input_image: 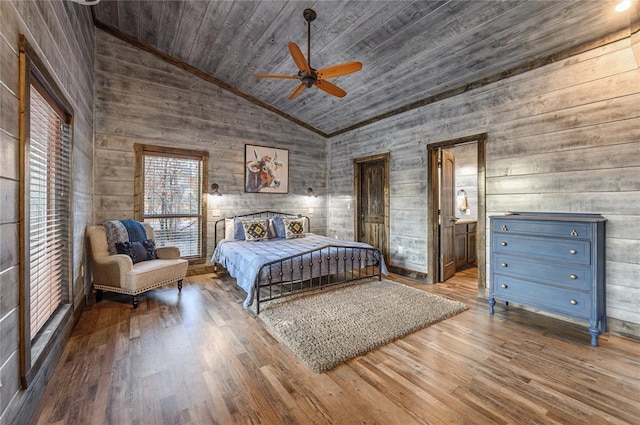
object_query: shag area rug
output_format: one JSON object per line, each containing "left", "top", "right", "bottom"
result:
{"left": 258, "top": 278, "right": 468, "bottom": 373}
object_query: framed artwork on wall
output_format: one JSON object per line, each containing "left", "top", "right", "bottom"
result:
{"left": 244, "top": 144, "right": 289, "bottom": 193}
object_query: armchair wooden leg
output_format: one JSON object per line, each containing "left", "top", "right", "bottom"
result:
{"left": 96, "top": 289, "right": 103, "bottom": 303}
{"left": 132, "top": 295, "right": 139, "bottom": 308}
{"left": 177, "top": 279, "right": 183, "bottom": 293}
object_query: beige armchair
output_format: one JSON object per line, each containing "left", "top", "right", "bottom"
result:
{"left": 86, "top": 222, "right": 189, "bottom": 308}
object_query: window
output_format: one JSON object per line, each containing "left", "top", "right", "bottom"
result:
{"left": 135, "top": 144, "right": 208, "bottom": 263}
{"left": 28, "top": 81, "right": 71, "bottom": 337}
{"left": 19, "top": 34, "right": 73, "bottom": 386}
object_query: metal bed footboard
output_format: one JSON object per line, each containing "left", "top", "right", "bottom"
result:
{"left": 254, "top": 244, "right": 382, "bottom": 314}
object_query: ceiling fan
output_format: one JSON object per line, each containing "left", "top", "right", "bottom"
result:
{"left": 253, "top": 8, "right": 362, "bottom": 100}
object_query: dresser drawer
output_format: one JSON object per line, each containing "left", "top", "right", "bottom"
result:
{"left": 492, "top": 276, "right": 591, "bottom": 320}
{"left": 493, "top": 234, "right": 591, "bottom": 265}
{"left": 493, "top": 255, "right": 592, "bottom": 291}
{"left": 492, "top": 219, "right": 592, "bottom": 240}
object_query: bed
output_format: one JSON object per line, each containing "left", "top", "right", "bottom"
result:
{"left": 211, "top": 211, "right": 388, "bottom": 313}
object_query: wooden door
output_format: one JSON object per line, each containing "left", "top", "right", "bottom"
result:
{"left": 355, "top": 154, "right": 389, "bottom": 263}
{"left": 439, "top": 150, "right": 457, "bottom": 281}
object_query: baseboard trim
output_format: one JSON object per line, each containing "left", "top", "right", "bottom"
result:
{"left": 607, "top": 317, "right": 640, "bottom": 341}
{"left": 187, "top": 264, "right": 215, "bottom": 276}
{"left": 387, "top": 265, "right": 428, "bottom": 281}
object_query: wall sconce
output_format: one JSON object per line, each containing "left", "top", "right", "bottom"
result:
{"left": 70, "top": 0, "right": 101, "bottom": 5}
{"left": 307, "top": 187, "right": 317, "bottom": 197}
{"left": 211, "top": 183, "right": 222, "bottom": 196}
{"left": 615, "top": 0, "right": 631, "bottom": 12}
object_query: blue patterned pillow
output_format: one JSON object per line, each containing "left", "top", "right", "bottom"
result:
{"left": 116, "top": 239, "right": 157, "bottom": 264}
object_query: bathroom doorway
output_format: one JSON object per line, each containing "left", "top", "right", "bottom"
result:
{"left": 427, "top": 134, "right": 487, "bottom": 292}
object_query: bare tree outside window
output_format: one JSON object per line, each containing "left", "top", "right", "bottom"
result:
{"left": 135, "top": 145, "right": 208, "bottom": 262}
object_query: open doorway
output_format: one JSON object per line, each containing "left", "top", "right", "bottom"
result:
{"left": 427, "top": 134, "right": 487, "bottom": 293}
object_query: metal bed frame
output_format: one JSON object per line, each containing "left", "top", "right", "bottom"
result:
{"left": 213, "top": 211, "right": 383, "bottom": 314}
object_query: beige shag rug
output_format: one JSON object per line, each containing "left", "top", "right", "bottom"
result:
{"left": 258, "top": 278, "right": 468, "bottom": 373}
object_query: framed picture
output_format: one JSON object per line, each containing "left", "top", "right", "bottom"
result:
{"left": 244, "top": 144, "right": 289, "bottom": 193}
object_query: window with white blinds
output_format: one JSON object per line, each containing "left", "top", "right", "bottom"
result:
{"left": 142, "top": 151, "right": 205, "bottom": 259}
{"left": 28, "top": 84, "right": 71, "bottom": 338}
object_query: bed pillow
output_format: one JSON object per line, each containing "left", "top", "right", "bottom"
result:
{"left": 224, "top": 218, "right": 236, "bottom": 240}
{"left": 233, "top": 218, "right": 246, "bottom": 240}
{"left": 272, "top": 215, "right": 302, "bottom": 238}
{"left": 242, "top": 219, "right": 269, "bottom": 241}
{"left": 265, "top": 218, "right": 277, "bottom": 239}
{"left": 282, "top": 217, "right": 306, "bottom": 239}
{"left": 115, "top": 239, "right": 158, "bottom": 264}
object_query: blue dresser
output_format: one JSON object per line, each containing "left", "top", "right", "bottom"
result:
{"left": 489, "top": 212, "right": 606, "bottom": 346}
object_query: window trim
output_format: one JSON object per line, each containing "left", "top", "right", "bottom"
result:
{"left": 18, "top": 34, "right": 74, "bottom": 388}
{"left": 134, "top": 143, "right": 209, "bottom": 264}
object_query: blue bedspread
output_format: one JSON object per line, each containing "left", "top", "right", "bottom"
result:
{"left": 212, "top": 234, "right": 388, "bottom": 307}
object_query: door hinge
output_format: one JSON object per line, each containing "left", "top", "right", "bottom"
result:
{"left": 437, "top": 160, "right": 442, "bottom": 168}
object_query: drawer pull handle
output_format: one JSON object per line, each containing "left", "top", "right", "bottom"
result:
{"left": 502, "top": 225, "right": 508, "bottom": 231}
{"left": 571, "top": 230, "right": 578, "bottom": 236}
{"left": 570, "top": 274, "right": 577, "bottom": 280}
{"left": 501, "top": 284, "right": 508, "bottom": 289}
{"left": 501, "top": 263, "right": 507, "bottom": 267}
{"left": 569, "top": 249, "right": 577, "bottom": 255}
{"left": 570, "top": 299, "right": 578, "bottom": 305}
{"left": 500, "top": 242, "right": 507, "bottom": 246}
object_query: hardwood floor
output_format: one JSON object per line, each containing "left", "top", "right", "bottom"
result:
{"left": 30, "top": 269, "right": 640, "bottom": 424}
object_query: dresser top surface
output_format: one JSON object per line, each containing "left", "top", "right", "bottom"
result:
{"left": 492, "top": 212, "right": 607, "bottom": 223}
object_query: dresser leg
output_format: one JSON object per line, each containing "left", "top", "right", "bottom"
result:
{"left": 488, "top": 297, "right": 496, "bottom": 315}
{"left": 589, "top": 324, "right": 600, "bottom": 347}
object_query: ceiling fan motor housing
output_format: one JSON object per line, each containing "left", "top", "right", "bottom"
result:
{"left": 300, "top": 71, "right": 317, "bottom": 87}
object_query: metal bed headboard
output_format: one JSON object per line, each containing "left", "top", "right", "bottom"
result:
{"left": 213, "top": 211, "right": 311, "bottom": 245}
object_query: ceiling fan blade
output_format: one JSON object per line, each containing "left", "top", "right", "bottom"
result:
{"left": 288, "top": 83, "right": 307, "bottom": 100}
{"left": 316, "top": 61, "right": 362, "bottom": 80}
{"left": 253, "top": 73, "right": 300, "bottom": 79}
{"left": 288, "top": 42, "right": 311, "bottom": 74}
{"left": 316, "top": 80, "right": 346, "bottom": 98}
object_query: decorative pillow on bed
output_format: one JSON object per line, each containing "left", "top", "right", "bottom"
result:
{"left": 233, "top": 218, "right": 246, "bottom": 240}
{"left": 242, "top": 219, "right": 269, "bottom": 241}
{"left": 265, "top": 218, "right": 277, "bottom": 239}
{"left": 224, "top": 218, "right": 236, "bottom": 241}
{"left": 272, "top": 215, "right": 302, "bottom": 238}
{"left": 282, "top": 217, "right": 306, "bottom": 239}
{"left": 115, "top": 239, "right": 157, "bottom": 264}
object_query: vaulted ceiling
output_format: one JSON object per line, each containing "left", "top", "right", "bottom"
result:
{"left": 91, "top": 0, "right": 636, "bottom": 137}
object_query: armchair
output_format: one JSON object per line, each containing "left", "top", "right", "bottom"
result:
{"left": 86, "top": 222, "right": 189, "bottom": 308}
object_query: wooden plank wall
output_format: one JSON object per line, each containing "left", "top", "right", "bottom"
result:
{"left": 0, "top": 1, "right": 94, "bottom": 424}
{"left": 93, "top": 30, "right": 328, "bottom": 264}
{"left": 328, "top": 36, "right": 640, "bottom": 338}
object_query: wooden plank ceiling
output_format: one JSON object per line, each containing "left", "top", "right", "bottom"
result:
{"left": 91, "top": 0, "right": 635, "bottom": 137}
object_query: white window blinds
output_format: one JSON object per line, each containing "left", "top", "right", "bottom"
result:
{"left": 143, "top": 153, "right": 203, "bottom": 258}
{"left": 29, "top": 85, "right": 71, "bottom": 338}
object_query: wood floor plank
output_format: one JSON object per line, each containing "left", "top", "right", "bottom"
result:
{"left": 29, "top": 269, "right": 640, "bottom": 424}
